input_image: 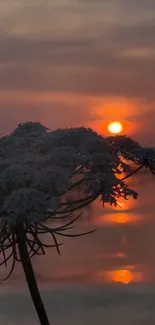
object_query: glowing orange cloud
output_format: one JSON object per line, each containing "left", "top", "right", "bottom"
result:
{"left": 85, "top": 97, "right": 143, "bottom": 136}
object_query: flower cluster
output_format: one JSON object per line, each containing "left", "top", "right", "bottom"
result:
{"left": 0, "top": 121, "right": 154, "bottom": 278}
{"left": 0, "top": 122, "right": 139, "bottom": 222}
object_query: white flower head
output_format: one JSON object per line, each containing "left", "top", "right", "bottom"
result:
{"left": 0, "top": 121, "right": 153, "bottom": 225}
{"left": 2, "top": 188, "right": 49, "bottom": 224}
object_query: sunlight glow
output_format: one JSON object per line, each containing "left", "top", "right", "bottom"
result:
{"left": 108, "top": 121, "right": 123, "bottom": 134}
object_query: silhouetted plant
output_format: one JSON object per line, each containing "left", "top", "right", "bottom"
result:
{"left": 0, "top": 121, "right": 154, "bottom": 325}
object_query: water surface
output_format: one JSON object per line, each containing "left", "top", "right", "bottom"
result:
{"left": 0, "top": 171, "right": 155, "bottom": 324}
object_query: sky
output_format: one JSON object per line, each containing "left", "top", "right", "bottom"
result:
{"left": 0, "top": 0, "right": 155, "bottom": 145}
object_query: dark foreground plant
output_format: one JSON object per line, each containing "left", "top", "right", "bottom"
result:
{"left": 0, "top": 122, "right": 154, "bottom": 325}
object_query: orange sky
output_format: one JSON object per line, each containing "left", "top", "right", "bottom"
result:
{"left": 0, "top": 0, "right": 155, "bottom": 145}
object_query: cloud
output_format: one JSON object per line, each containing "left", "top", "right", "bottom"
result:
{"left": 0, "top": 29, "right": 154, "bottom": 101}
{"left": 0, "top": 93, "right": 94, "bottom": 134}
{"left": 78, "top": 0, "right": 155, "bottom": 10}
{"left": 128, "top": 107, "right": 155, "bottom": 146}
{"left": 0, "top": 0, "right": 154, "bottom": 139}
{"left": 0, "top": 0, "right": 154, "bottom": 101}
{"left": 118, "top": 0, "right": 155, "bottom": 10}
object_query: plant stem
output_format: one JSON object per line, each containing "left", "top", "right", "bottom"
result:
{"left": 16, "top": 224, "right": 50, "bottom": 325}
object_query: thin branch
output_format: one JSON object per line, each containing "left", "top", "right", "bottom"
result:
{"left": 54, "top": 229, "right": 96, "bottom": 238}
{"left": 122, "top": 164, "right": 144, "bottom": 181}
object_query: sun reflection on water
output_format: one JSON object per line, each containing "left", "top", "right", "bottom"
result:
{"left": 94, "top": 213, "right": 142, "bottom": 226}
{"left": 97, "top": 268, "right": 144, "bottom": 284}
{"left": 110, "top": 269, "right": 133, "bottom": 284}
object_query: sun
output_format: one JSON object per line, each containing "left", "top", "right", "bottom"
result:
{"left": 108, "top": 121, "right": 123, "bottom": 134}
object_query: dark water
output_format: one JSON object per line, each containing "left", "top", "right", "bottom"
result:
{"left": 0, "top": 171, "right": 155, "bottom": 324}
{"left": 1, "top": 284, "right": 155, "bottom": 324}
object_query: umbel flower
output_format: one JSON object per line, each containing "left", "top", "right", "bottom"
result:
{"left": 0, "top": 121, "right": 154, "bottom": 325}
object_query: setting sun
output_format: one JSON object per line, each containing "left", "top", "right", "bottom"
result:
{"left": 108, "top": 121, "right": 123, "bottom": 134}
